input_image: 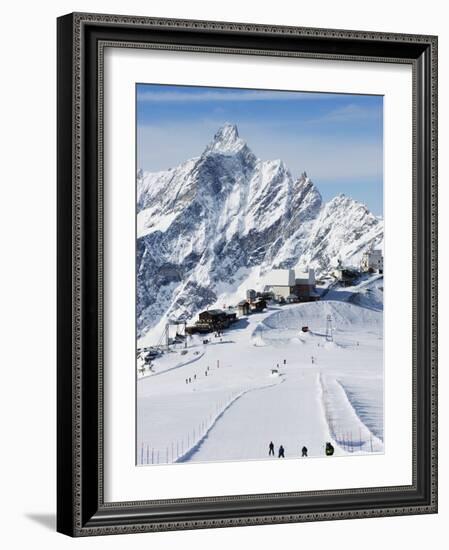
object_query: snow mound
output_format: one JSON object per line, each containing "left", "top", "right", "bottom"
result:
{"left": 325, "top": 274, "right": 384, "bottom": 312}
{"left": 252, "top": 300, "right": 382, "bottom": 346}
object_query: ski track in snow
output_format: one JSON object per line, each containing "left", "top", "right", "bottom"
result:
{"left": 184, "top": 370, "right": 335, "bottom": 462}
{"left": 338, "top": 378, "right": 384, "bottom": 441}
{"left": 176, "top": 378, "right": 285, "bottom": 463}
{"left": 319, "top": 373, "right": 383, "bottom": 454}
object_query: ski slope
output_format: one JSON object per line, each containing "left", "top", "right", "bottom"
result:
{"left": 179, "top": 371, "right": 334, "bottom": 462}
{"left": 137, "top": 295, "right": 383, "bottom": 465}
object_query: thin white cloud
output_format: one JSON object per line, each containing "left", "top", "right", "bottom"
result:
{"left": 309, "top": 103, "right": 382, "bottom": 124}
{"left": 136, "top": 89, "right": 337, "bottom": 103}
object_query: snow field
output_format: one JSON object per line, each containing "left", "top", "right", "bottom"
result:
{"left": 137, "top": 298, "right": 383, "bottom": 464}
{"left": 182, "top": 371, "right": 336, "bottom": 463}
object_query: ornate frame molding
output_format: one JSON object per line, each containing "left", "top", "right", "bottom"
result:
{"left": 57, "top": 12, "right": 438, "bottom": 537}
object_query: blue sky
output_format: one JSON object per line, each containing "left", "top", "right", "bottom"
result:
{"left": 137, "top": 84, "right": 383, "bottom": 215}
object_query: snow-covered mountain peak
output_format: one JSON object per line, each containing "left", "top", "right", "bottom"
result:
{"left": 136, "top": 125, "right": 383, "bottom": 339}
{"left": 260, "top": 158, "right": 290, "bottom": 180}
{"left": 294, "top": 171, "right": 313, "bottom": 189}
{"left": 205, "top": 122, "right": 247, "bottom": 155}
{"left": 325, "top": 194, "right": 372, "bottom": 219}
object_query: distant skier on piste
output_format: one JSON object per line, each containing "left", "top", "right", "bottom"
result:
{"left": 325, "top": 442, "right": 335, "bottom": 456}
{"left": 302, "top": 446, "right": 308, "bottom": 457}
{"left": 269, "top": 441, "right": 275, "bottom": 456}
{"left": 278, "top": 445, "right": 285, "bottom": 458}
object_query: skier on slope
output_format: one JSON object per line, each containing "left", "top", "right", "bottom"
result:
{"left": 301, "top": 446, "right": 308, "bottom": 457}
{"left": 278, "top": 445, "right": 285, "bottom": 458}
{"left": 268, "top": 441, "right": 275, "bottom": 456}
{"left": 325, "top": 442, "right": 335, "bottom": 456}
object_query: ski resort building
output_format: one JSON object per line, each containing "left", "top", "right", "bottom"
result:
{"left": 249, "top": 298, "right": 267, "bottom": 312}
{"left": 333, "top": 262, "right": 359, "bottom": 286}
{"left": 246, "top": 289, "right": 257, "bottom": 303}
{"left": 262, "top": 268, "right": 319, "bottom": 302}
{"left": 186, "top": 309, "right": 237, "bottom": 334}
{"left": 294, "top": 268, "right": 319, "bottom": 300}
{"left": 198, "top": 309, "right": 237, "bottom": 327}
{"left": 262, "top": 269, "right": 296, "bottom": 299}
{"left": 237, "top": 300, "right": 251, "bottom": 316}
{"left": 361, "top": 249, "right": 384, "bottom": 274}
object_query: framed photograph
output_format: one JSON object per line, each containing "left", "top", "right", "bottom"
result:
{"left": 57, "top": 12, "right": 438, "bottom": 536}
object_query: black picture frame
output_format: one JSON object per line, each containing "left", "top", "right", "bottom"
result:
{"left": 57, "top": 12, "right": 438, "bottom": 537}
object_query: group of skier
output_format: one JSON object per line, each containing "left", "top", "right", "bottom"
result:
{"left": 268, "top": 441, "right": 335, "bottom": 458}
{"left": 185, "top": 374, "right": 197, "bottom": 384}
{"left": 185, "top": 365, "right": 213, "bottom": 385}
{"left": 268, "top": 441, "right": 285, "bottom": 458}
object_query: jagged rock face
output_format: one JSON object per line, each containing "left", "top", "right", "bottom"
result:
{"left": 137, "top": 123, "right": 383, "bottom": 338}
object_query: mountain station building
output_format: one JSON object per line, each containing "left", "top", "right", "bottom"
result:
{"left": 262, "top": 268, "right": 319, "bottom": 302}
{"left": 360, "top": 249, "right": 384, "bottom": 274}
